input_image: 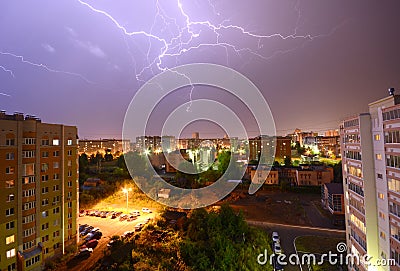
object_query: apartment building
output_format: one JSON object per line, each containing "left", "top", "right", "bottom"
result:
{"left": 0, "top": 112, "right": 78, "bottom": 271}
{"left": 78, "top": 139, "right": 131, "bottom": 156}
{"left": 341, "top": 90, "right": 400, "bottom": 271}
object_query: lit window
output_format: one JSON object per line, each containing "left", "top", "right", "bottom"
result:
{"left": 6, "top": 167, "right": 15, "bottom": 174}
{"left": 375, "top": 134, "right": 381, "bottom": 141}
{"left": 5, "top": 235, "right": 15, "bottom": 245}
{"left": 67, "top": 139, "right": 72, "bottom": 145}
{"left": 52, "top": 139, "right": 59, "bottom": 146}
{"left": 6, "top": 248, "right": 15, "bottom": 259}
{"left": 376, "top": 154, "right": 382, "bottom": 160}
{"left": 378, "top": 193, "right": 385, "bottom": 200}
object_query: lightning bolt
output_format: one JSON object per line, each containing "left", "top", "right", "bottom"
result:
{"left": 77, "top": 0, "right": 342, "bottom": 109}
{"left": 0, "top": 51, "right": 94, "bottom": 84}
{"left": 0, "top": 92, "right": 11, "bottom": 97}
{"left": 0, "top": 65, "right": 15, "bottom": 78}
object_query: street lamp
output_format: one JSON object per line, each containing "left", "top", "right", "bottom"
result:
{"left": 122, "top": 188, "right": 132, "bottom": 213}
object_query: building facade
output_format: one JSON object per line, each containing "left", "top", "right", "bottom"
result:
{"left": 0, "top": 112, "right": 78, "bottom": 271}
{"left": 78, "top": 139, "right": 131, "bottom": 156}
{"left": 341, "top": 92, "right": 400, "bottom": 271}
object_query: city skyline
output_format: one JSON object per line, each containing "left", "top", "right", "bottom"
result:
{"left": 1, "top": 1, "right": 400, "bottom": 139}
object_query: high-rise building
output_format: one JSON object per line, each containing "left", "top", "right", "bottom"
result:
{"left": 341, "top": 89, "right": 400, "bottom": 271}
{"left": 0, "top": 112, "right": 78, "bottom": 271}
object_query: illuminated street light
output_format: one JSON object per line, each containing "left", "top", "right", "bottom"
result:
{"left": 122, "top": 188, "right": 132, "bottom": 213}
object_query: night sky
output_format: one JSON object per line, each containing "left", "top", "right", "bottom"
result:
{"left": 1, "top": 0, "right": 400, "bottom": 139}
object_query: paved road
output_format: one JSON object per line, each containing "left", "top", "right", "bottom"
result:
{"left": 248, "top": 220, "right": 346, "bottom": 271}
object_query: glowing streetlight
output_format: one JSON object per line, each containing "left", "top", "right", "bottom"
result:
{"left": 122, "top": 188, "right": 132, "bottom": 213}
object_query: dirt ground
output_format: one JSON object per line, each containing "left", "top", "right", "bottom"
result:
{"left": 224, "top": 189, "right": 321, "bottom": 226}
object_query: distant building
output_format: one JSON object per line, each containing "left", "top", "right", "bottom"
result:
{"left": 135, "top": 136, "right": 161, "bottom": 153}
{"left": 290, "top": 129, "right": 318, "bottom": 146}
{"left": 250, "top": 166, "right": 279, "bottom": 185}
{"left": 321, "top": 183, "right": 344, "bottom": 215}
{"left": 295, "top": 165, "right": 334, "bottom": 186}
{"left": 79, "top": 139, "right": 131, "bottom": 156}
{"left": 0, "top": 112, "right": 78, "bottom": 271}
{"left": 248, "top": 135, "right": 283, "bottom": 163}
{"left": 192, "top": 132, "right": 199, "bottom": 139}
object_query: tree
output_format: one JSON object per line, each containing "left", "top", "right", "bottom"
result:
{"left": 123, "top": 151, "right": 149, "bottom": 177}
{"left": 333, "top": 161, "right": 343, "bottom": 183}
{"left": 104, "top": 149, "right": 113, "bottom": 162}
{"left": 284, "top": 157, "right": 292, "bottom": 167}
{"left": 79, "top": 153, "right": 89, "bottom": 173}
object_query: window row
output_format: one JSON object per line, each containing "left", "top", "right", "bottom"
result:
{"left": 385, "top": 131, "right": 400, "bottom": 144}
{"left": 388, "top": 178, "right": 400, "bottom": 193}
{"left": 350, "top": 229, "right": 366, "bottom": 251}
{"left": 344, "top": 119, "right": 359, "bottom": 128}
{"left": 348, "top": 182, "right": 364, "bottom": 197}
{"left": 387, "top": 155, "right": 400, "bottom": 168}
{"left": 344, "top": 134, "right": 360, "bottom": 144}
{"left": 345, "top": 151, "right": 362, "bottom": 161}
{"left": 3, "top": 138, "right": 75, "bottom": 146}
{"left": 383, "top": 108, "right": 400, "bottom": 121}
{"left": 389, "top": 202, "right": 400, "bottom": 218}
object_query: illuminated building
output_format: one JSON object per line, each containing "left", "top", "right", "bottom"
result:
{"left": 249, "top": 136, "right": 291, "bottom": 162}
{"left": 78, "top": 139, "right": 131, "bottom": 156}
{"left": 0, "top": 112, "right": 78, "bottom": 271}
{"left": 341, "top": 89, "right": 400, "bottom": 271}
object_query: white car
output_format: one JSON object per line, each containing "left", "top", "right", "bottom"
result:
{"left": 131, "top": 211, "right": 141, "bottom": 216}
{"left": 142, "top": 208, "right": 152, "bottom": 213}
{"left": 272, "top": 232, "right": 280, "bottom": 243}
{"left": 273, "top": 241, "right": 282, "bottom": 254}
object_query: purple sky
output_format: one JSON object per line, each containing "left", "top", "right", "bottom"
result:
{"left": 1, "top": 0, "right": 400, "bottom": 139}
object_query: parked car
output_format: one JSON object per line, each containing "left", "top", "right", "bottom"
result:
{"left": 142, "top": 208, "right": 152, "bottom": 213}
{"left": 86, "top": 239, "right": 98, "bottom": 249}
{"left": 81, "top": 226, "right": 94, "bottom": 236}
{"left": 112, "top": 212, "right": 122, "bottom": 219}
{"left": 131, "top": 211, "right": 141, "bottom": 216}
{"left": 127, "top": 215, "right": 137, "bottom": 222}
{"left": 273, "top": 241, "right": 282, "bottom": 255}
{"left": 85, "top": 231, "right": 102, "bottom": 241}
{"left": 135, "top": 223, "right": 144, "bottom": 231}
{"left": 122, "top": 231, "right": 135, "bottom": 238}
{"left": 272, "top": 232, "right": 280, "bottom": 243}
{"left": 79, "top": 224, "right": 89, "bottom": 232}
{"left": 76, "top": 248, "right": 93, "bottom": 259}
{"left": 90, "top": 228, "right": 100, "bottom": 233}
{"left": 273, "top": 256, "right": 284, "bottom": 271}
{"left": 119, "top": 214, "right": 128, "bottom": 221}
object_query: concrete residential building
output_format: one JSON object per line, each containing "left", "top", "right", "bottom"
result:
{"left": 322, "top": 183, "right": 344, "bottom": 215}
{"left": 0, "top": 112, "right": 78, "bottom": 271}
{"left": 78, "top": 139, "right": 131, "bottom": 156}
{"left": 341, "top": 89, "right": 400, "bottom": 271}
{"left": 250, "top": 166, "right": 279, "bottom": 185}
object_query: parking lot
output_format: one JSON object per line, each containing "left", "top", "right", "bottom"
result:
{"left": 64, "top": 210, "right": 156, "bottom": 271}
